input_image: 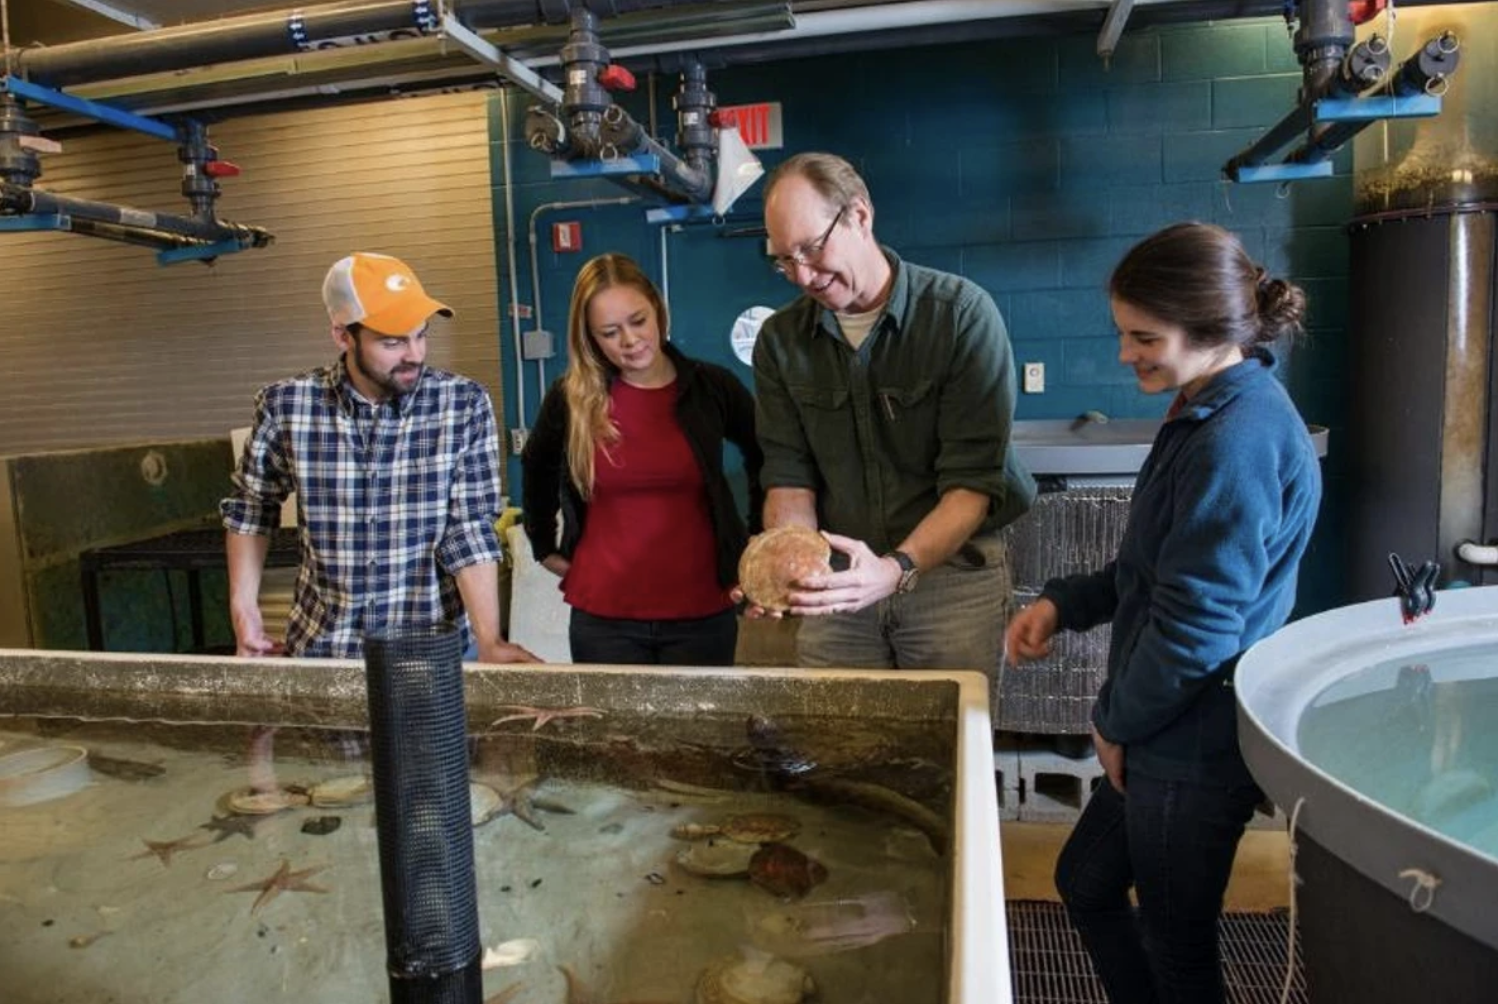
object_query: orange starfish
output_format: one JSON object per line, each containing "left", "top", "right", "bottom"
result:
{"left": 227, "top": 859, "right": 330, "bottom": 915}
{"left": 129, "top": 834, "right": 209, "bottom": 866}
{"left": 486, "top": 704, "right": 605, "bottom": 732}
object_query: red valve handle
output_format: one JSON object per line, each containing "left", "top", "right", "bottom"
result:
{"left": 598, "top": 65, "right": 636, "bottom": 91}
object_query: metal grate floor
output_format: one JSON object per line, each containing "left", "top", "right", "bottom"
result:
{"left": 1006, "top": 900, "right": 1309, "bottom": 1004}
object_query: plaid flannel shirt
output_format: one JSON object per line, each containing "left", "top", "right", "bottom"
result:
{"left": 221, "top": 358, "right": 503, "bottom": 658}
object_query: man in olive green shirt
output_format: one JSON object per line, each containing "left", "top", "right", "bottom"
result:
{"left": 750, "top": 151, "right": 1035, "bottom": 673}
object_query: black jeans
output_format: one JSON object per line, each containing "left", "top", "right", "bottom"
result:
{"left": 569, "top": 607, "right": 738, "bottom": 666}
{"left": 1054, "top": 771, "right": 1263, "bottom": 1004}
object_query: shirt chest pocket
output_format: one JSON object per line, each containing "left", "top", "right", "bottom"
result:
{"left": 788, "top": 384, "right": 854, "bottom": 459}
{"left": 875, "top": 379, "right": 939, "bottom": 463}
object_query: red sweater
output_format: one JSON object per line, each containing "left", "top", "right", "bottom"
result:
{"left": 562, "top": 379, "right": 731, "bottom": 619}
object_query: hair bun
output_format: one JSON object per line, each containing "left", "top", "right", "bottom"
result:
{"left": 1255, "top": 274, "right": 1308, "bottom": 344}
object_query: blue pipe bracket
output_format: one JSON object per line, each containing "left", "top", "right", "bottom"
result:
{"left": 1315, "top": 94, "right": 1442, "bottom": 123}
{"left": 0, "top": 214, "right": 72, "bottom": 231}
{"left": 644, "top": 204, "right": 720, "bottom": 225}
{"left": 1234, "top": 162, "right": 1335, "bottom": 184}
{"left": 1, "top": 75, "right": 179, "bottom": 141}
{"left": 156, "top": 237, "right": 255, "bottom": 265}
{"left": 548, "top": 154, "right": 663, "bottom": 180}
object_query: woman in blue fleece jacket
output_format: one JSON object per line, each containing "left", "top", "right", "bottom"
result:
{"left": 1005, "top": 222, "right": 1322, "bottom": 1004}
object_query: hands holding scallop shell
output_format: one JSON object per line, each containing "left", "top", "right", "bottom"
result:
{"left": 735, "top": 526, "right": 903, "bottom": 618}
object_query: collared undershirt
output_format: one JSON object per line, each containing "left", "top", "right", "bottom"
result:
{"left": 835, "top": 304, "right": 884, "bottom": 350}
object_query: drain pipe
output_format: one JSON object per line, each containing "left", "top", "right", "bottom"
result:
{"left": 1222, "top": 0, "right": 1355, "bottom": 180}
{"left": 525, "top": 8, "right": 712, "bottom": 206}
{"left": 527, "top": 195, "right": 639, "bottom": 401}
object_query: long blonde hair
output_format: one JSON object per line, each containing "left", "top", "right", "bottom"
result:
{"left": 562, "top": 253, "right": 670, "bottom": 498}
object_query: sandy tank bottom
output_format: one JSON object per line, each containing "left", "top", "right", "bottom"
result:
{"left": 0, "top": 726, "right": 950, "bottom": 1003}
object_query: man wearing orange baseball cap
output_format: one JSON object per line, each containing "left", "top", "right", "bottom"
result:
{"left": 221, "top": 252, "right": 537, "bottom": 664}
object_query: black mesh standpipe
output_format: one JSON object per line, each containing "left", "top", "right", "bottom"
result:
{"left": 363, "top": 623, "right": 482, "bottom": 1004}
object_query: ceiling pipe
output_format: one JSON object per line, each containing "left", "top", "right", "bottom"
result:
{"left": 1, "top": 182, "right": 274, "bottom": 248}
{"left": 14, "top": 0, "right": 1468, "bottom": 122}
{"left": 15, "top": 0, "right": 735, "bottom": 89}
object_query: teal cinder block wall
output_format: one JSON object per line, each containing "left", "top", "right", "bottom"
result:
{"left": 490, "top": 16, "right": 1352, "bottom": 612}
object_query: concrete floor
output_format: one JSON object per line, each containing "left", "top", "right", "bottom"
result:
{"left": 1001, "top": 820, "right": 1292, "bottom": 912}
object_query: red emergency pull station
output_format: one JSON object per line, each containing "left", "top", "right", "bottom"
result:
{"left": 204, "top": 160, "right": 241, "bottom": 178}
{"left": 552, "top": 221, "right": 582, "bottom": 253}
{"left": 598, "top": 64, "right": 636, "bottom": 91}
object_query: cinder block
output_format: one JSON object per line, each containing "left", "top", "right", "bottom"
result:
{"left": 1016, "top": 747, "right": 1108, "bottom": 824}
{"left": 994, "top": 745, "right": 1022, "bottom": 822}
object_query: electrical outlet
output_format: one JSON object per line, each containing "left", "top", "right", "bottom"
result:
{"left": 1023, "top": 362, "right": 1045, "bottom": 394}
{"left": 510, "top": 428, "right": 528, "bottom": 454}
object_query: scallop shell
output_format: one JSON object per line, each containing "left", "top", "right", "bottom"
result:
{"left": 675, "top": 839, "right": 758, "bottom": 878}
{"left": 224, "top": 786, "right": 309, "bottom": 815}
{"left": 470, "top": 782, "right": 502, "bottom": 827}
{"left": 737, "top": 527, "right": 831, "bottom": 613}
{"left": 695, "top": 954, "right": 816, "bottom": 1004}
{"left": 721, "top": 813, "right": 800, "bottom": 844}
{"left": 309, "top": 775, "right": 373, "bottom": 808}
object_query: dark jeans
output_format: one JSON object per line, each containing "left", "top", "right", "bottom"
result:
{"left": 1054, "top": 771, "right": 1263, "bottom": 1004}
{"left": 569, "top": 607, "right": 738, "bottom": 666}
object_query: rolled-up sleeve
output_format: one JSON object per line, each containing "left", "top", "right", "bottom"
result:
{"left": 934, "top": 289, "right": 1018, "bottom": 500}
{"left": 220, "top": 388, "right": 292, "bottom": 537}
{"left": 435, "top": 389, "right": 503, "bottom": 573}
{"left": 752, "top": 311, "right": 821, "bottom": 491}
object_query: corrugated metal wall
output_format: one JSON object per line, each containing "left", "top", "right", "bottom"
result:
{"left": 0, "top": 91, "right": 505, "bottom": 477}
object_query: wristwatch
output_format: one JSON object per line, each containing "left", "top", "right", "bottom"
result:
{"left": 885, "top": 549, "right": 920, "bottom": 594}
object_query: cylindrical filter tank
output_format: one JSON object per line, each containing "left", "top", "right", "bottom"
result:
{"left": 1345, "top": 5, "right": 1498, "bottom": 600}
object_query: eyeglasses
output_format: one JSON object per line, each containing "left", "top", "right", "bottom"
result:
{"left": 769, "top": 206, "right": 846, "bottom": 276}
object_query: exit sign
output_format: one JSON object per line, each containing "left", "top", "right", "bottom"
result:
{"left": 718, "top": 102, "right": 783, "bottom": 149}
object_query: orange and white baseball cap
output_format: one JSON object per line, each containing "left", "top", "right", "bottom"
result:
{"left": 322, "top": 252, "right": 453, "bottom": 334}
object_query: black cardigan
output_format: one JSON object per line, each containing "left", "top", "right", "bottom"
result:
{"left": 520, "top": 343, "right": 764, "bottom": 590}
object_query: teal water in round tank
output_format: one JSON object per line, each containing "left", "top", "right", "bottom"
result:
{"left": 1236, "top": 587, "right": 1498, "bottom": 1002}
{"left": 1297, "top": 646, "right": 1498, "bottom": 862}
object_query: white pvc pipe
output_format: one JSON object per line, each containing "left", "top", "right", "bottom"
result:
{"left": 659, "top": 222, "right": 671, "bottom": 323}
{"left": 500, "top": 92, "right": 526, "bottom": 442}
{"left": 1456, "top": 540, "right": 1498, "bottom": 566}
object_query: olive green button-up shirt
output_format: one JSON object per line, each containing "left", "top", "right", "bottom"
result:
{"left": 753, "top": 247, "right": 1036, "bottom": 554}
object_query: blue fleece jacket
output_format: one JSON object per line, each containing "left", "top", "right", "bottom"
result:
{"left": 1040, "top": 349, "right": 1322, "bottom": 786}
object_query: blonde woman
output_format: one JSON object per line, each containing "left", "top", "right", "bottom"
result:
{"left": 521, "top": 253, "right": 762, "bottom": 665}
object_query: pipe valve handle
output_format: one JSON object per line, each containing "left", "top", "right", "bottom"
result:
{"left": 598, "top": 65, "right": 636, "bottom": 92}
